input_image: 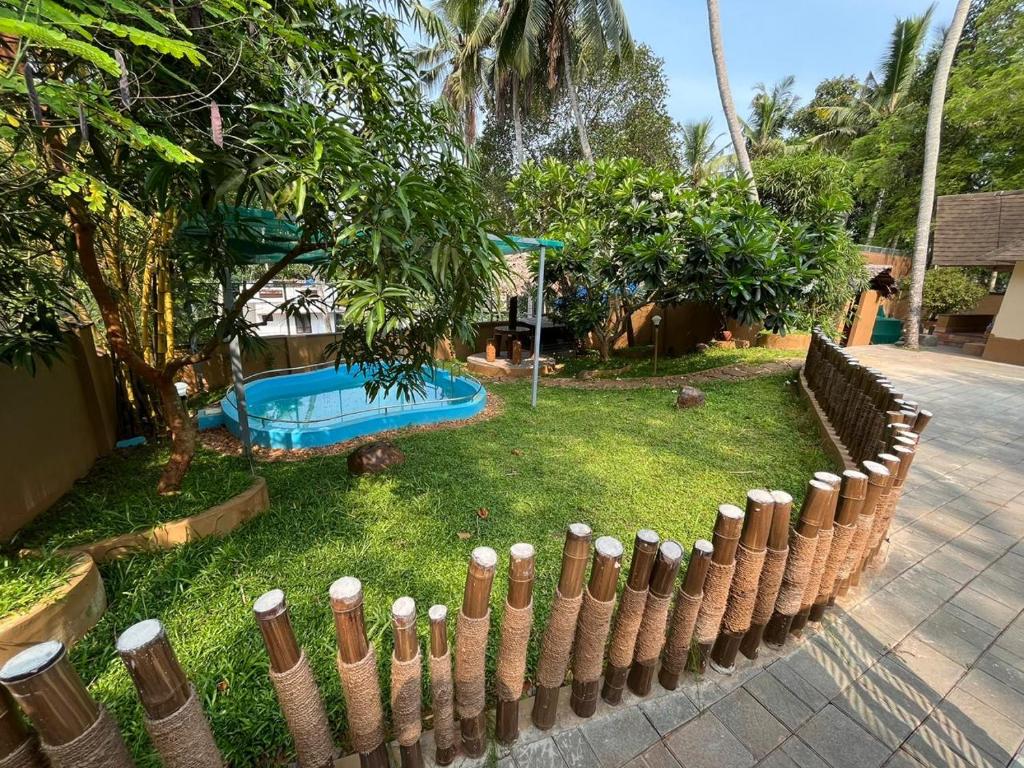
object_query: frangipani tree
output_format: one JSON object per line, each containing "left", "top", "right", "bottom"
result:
{"left": 1, "top": 0, "right": 504, "bottom": 492}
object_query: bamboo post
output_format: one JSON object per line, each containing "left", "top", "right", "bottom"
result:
{"left": 913, "top": 409, "right": 933, "bottom": 433}
{"left": 602, "top": 530, "right": 659, "bottom": 704}
{"left": 0, "top": 685, "right": 45, "bottom": 768}
{"left": 455, "top": 547, "right": 497, "bottom": 757}
{"left": 791, "top": 473, "right": 841, "bottom": 634}
{"left": 390, "top": 597, "right": 424, "bottom": 768}
{"left": 811, "top": 470, "right": 867, "bottom": 619}
{"left": 116, "top": 619, "right": 221, "bottom": 767}
{"left": 428, "top": 606, "right": 457, "bottom": 766}
{"left": 533, "top": 523, "right": 592, "bottom": 730}
{"left": 496, "top": 543, "right": 536, "bottom": 744}
{"left": 659, "top": 539, "right": 713, "bottom": 690}
{"left": 628, "top": 540, "right": 683, "bottom": 695}
{"left": 740, "top": 490, "right": 792, "bottom": 660}
{"left": 763, "top": 480, "right": 832, "bottom": 647}
{"left": 253, "top": 590, "right": 335, "bottom": 768}
{"left": 835, "top": 461, "right": 890, "bottom": 598}
{"left": 570, "top": 536, "right": 623, "bottom": 717}
{"left": 691, "top": 505, "right": 745, "bottom": 673}
{"left": 711, "top": 490, "right": 775, "bottom": 673}
{"left": 864, "top": 450, "right": 908, "bottom": 568}
{"left": 330, "top": 577, "right": 390, "bottom": 768}
{"left": 855, "top": 453, "right": 900, "bottom": 584}
{"left": 0, "top": 641, "right": 134, "bottom": 767}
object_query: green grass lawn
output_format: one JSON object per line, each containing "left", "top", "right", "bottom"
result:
{"left": 554, "top": 346, "right": 803, "bottom": 379}
{"left": 16, "top": 443, "right": 255, "bottom": 550}
{"left": 0, "top": 552, "right": 76, "bottom": 617}
{"left": 60, "top": 374, "right": 831, "bottom": 766}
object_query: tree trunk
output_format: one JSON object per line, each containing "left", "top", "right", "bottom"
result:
{"left": 562, "top": 55, "right": 594, "bottom": 165}
{"left": 706, "top": 0, "right": 757, "bottom": 202}
{"left": 465, "top": 100, "right": 477, "bottom": 148}
{"left": 156, "top": 375, "right": 196, "bottom": 495}
{"left": 905, "top": 0, "right": 971, "bottom": 349}
{"left": 512, "top": 77, "right": 525, "bottom": 171}
{"left": 866, "top": 189, "right": 885, "bottom": 244}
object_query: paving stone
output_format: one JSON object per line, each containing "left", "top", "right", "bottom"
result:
{"left": 499, "top": 757, "right": 515, "bottom": 768}
{"left": 795, "top": 705, "right": 891, "bottom": 768}
{"left": 941, "top": 601, "right": 1002, "bottom": 638}
{"left": 768, "top": 658, "right": 829, "bottom": 712}
{"left": 948, "top": 586, "right": 1019, "bottom": 629}
{"left": 639, "top": 691, "right": 698, "bottom": 736}
{"left": 553, "top": 727, "right": 599, "bottom": 768}
{"left": 888, "top": 634, "right": 966, "bottom": 696}
{"left": 778, "top": 737, "right": 831, "bottom": 768}
{"left": 933, "top": 688, "right": 1022, "bottom": 765}
{"left": 710, "top": 688, "right": 789, "bottom": 760}
{"left": 833, "top": 656, "right": 936, "bottom": 749}
{"left": 906, "top": 712, "right": 1001, "bottom": 768}
{"left": 882, "top": 749, "right": 924, "bottom": 768}
{"left": 743, "top": 668, "right": 814, "bottom": 730}
{"left": 663, "top": 711, "right": 754, "bottom": 768}
{"left": 970, "top": 569, "right": 1024, "bottom": 612}
{"left": 975, "top": 644, "right": 1024, "bottom": 696}
{"left": 918, "top": 548, "right": 980, "bottom": 585}
{"left": 630, "top": 743, "right": 680, "bottom": 768}
{"left": 772, "top": 641, "right": 857, "bottom": 702}
{"left": 955, "top": 667, "right": 1024, "bottom": 719}
{"left": 512, "top": 737, "right": 568, "bottom": 768}
{"left": 580, "top": 705, "right": 659, "bottom": 768}
{"left": 905, "top": 607, "right": 993, "bottom": 666}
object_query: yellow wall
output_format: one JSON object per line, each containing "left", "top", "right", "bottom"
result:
{"left": 983, "top": 262, "right": 1024, "bottom": 366}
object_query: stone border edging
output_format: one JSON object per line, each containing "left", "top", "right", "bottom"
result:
{"left": 61, "top": 476, "right": 270, "bottom": 563}
{"left": 541, "top": 359, "right": 802, "bottom": 390}
{"left": 796, "top": 368, "right": 856, "bottom": 471}
{"left": 0, "top": 552, "right": 106, "bottom": 665}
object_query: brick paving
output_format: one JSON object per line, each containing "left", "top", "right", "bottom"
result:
{"left": 467, "top": 347, "right": 1024, "bottom": 768}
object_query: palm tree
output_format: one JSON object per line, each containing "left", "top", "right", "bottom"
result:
{"left": 498, "top": 0, "right": 632, "bottom": 165}
{"left": 414, "top": 0, "right": 499, "bottom": 148}
{"left": 814, "top": 7, "right": 935, "bottom": 240}
{"left": 681, "top": 119, "right": 728, "bottom": 184}
{"left": 743, "top": 76, "right": 800, "bottom": 158}
{"left": 905, "top": 0, "right": 972, "bottom": 349}
{"left": 490, "top": 0, "right": 545, "bottom": 170}
{"left": 706, "top": 0, "right": 757, "bottom": 201}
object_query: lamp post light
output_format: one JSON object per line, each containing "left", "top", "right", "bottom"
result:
{"left": 652, "top": 314, "right": 662, "bottom": 376}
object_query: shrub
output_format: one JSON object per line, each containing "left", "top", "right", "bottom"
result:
{"left": 920, "top": 268, "right": 988, "bottom": 320}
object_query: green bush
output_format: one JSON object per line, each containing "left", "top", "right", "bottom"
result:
{"left": 754, "top": 152, "right": 856, "bottom": 226}
{"left": 920, "top": 268, "right": 988, "bottom": 320}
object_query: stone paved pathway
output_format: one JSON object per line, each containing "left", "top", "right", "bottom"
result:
{"left": 487, "top": 347, "right": 1024, "bottom": 768}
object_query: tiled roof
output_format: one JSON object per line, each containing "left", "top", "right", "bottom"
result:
{"left": 933, "top": 190, "right": 1024, "bottom": 266}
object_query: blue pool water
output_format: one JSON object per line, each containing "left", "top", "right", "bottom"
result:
{"left": 216, "top": 364, "right": 486, "bottom": 449}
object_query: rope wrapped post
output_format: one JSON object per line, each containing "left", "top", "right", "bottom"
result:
{"left": 390, "top": 598, "right": 424, "bottom": 768}
{"left": 869, "top": 444, "right": 916, "bottom": 565}
{"left": 628, "top": 540, "right": 683, "bottom": 696}
{"left": 495, "top": 543, "right": 536, "bottom": 745}
{"left": 791, "top": 473, "right": 841, "bottom": 635}
{"left": 428, "top": 606, "right": 457, "bottom": 766}
{"left": 711, "top": 490, "right": 775, "bottom": 673}
{"left": 570, "top": 537, "right": 623, "bottom": 717}
{"left": 740, "top": 491, "right": 792, "bottom": 660}
{"left": 0, "top": 641, "right": 134, "bottom": 768}
{"left": 858, "top": 452, "right": 902, "bottom": 579}
{"left": 659, "top": 539, "right": 713, "bottom": 690}
{"left": 691, "top": 505, "right": 745, "bottom": 673}
{"left": 0, "top": 685, "right": 46, "bottom": 768}
{"left": 602, "top": 530, "right": 659, "bottom": 705}
{"left": 329, "top": 577, "right": 389, "bottom": 768}
{"left": 835, "top": 460, "right": 890, "bottom": 599}
{"left": 253, "top": 590, "right": 334, "bottom": 768}
{"left": 456, "top": 547, "right": 497, "bottom": 757}
{"left": 532, "top": 523, "right": 592, "bottom": 730}
{"left": 116, "top": 619, "right": 222, "bottom": 768}
{"left": 811, "top": 471, "right": 867, "bottom": 620}
{"left": 763, "top": 480, "right": 832, "bottom": 647}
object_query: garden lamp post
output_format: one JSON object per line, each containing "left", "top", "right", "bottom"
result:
{"left": 652, "top": 314, "right": 662, "bottom": 376}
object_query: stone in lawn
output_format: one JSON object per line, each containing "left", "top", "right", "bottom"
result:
{"left": 348, "top": 442, "right": 405, "bottom": 475}
{"left": 736, "top": 339, "right": 751, "bottom": 349}
{"left": 676, "top": 386, "right": 706, "bottom": 409}
{"left": 695, "top": 343, "right": 709, "bottom": 353}
{"left": 576, "top": 368, "right": 599, "bottom": 380}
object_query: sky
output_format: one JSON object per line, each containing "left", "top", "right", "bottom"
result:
{"left": 627, "top": 0, "right": 958, "bottom": 135}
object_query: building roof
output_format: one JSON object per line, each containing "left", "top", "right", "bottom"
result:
{"left": 933, "top": 190, "right": 1024, "bottom": 267}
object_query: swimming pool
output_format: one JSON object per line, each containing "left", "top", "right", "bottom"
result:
{"left": 213, "top": 364, "right": 486, "bottom": 449}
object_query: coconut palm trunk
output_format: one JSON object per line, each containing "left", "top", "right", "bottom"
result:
{"left": 512, "top": 77, "right": 525, "bottom": 169}
{"left": 563, "top": 53, "right": 594, "bottom": 164}
{"left": 706, "top": 0, "right": 757, "bottom": 202}
{"left": 866, "top": 189, "right": 885, "bottom": 244}
{"left": 905, "top": 0, "right": 972, "bottom": 349}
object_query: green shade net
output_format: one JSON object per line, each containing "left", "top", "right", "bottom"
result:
{"left": 177, "top": 207, "right": 561, "bottom": 264}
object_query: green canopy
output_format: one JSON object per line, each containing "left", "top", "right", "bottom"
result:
{"left": 177, "top": 206, "right": 562, "bottom": 264}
